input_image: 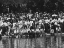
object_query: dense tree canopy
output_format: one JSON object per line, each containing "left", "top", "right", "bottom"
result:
{"left": 0, "top": 0, "right": 64, "bottom": 13}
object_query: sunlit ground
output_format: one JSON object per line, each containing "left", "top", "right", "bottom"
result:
{"left": 0, "top": 35, "right": 64, "bottom": 48}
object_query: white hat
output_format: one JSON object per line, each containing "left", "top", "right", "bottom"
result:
{"left": 39, "top": 20, "right": 42, "bottom": 23}
{"left": 52, "top": 14, "right": 57, "bottom": 17}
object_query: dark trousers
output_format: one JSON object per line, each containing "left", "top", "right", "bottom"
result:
{"left": 1, "top": 27, "right": 7, "bottom": 35}
{"left": 0, "top": 34, "right": 2, "bottom": 40}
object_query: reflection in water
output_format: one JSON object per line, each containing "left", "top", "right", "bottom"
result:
{"left": 0, "top": 36, "right": 63, "bottom": 48}
{"left": 0, "top": 40, "right": 3, "bottom": 48}
{"left": 0, "top": 37, "right": 46, "bottom": 48}
{"left": 2, "top": 38, "right": 10, "bottom": 48}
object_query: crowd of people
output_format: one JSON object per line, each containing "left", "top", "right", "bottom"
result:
{"left": 0, "top": 11, "right": 64, "bottom": 38}
{"left": 0, "top": 0, "right": 64, "bottom": 38}
{"left": 0, "top": 0, "right": 64, "bottom": 39}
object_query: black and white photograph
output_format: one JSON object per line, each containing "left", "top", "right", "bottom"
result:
{"left": 0, "top": 0, "right": 64, "bottom": 48}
